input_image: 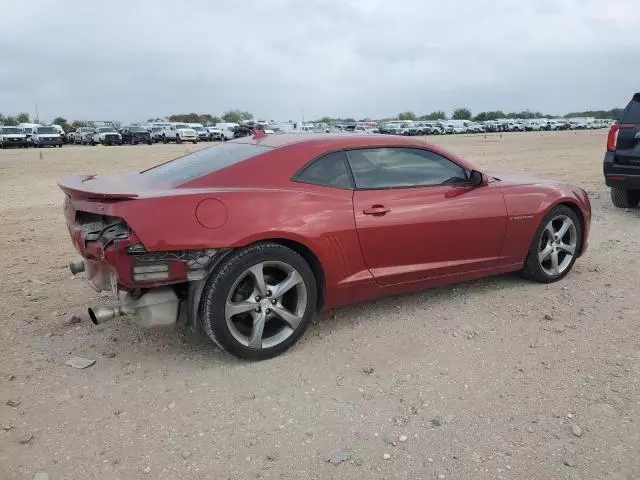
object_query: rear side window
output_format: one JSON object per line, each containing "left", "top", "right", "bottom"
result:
{"left": 141, "top": 143, "right": 271, "bottom": 185}
{"left": 295, "top": 151, "right": 354, "bottom": 189}
{"left": 621, "top": 94, "right": 640, "bottom": 123}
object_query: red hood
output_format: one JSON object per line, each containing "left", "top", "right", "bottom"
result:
{"left": 486, "top": 170, "right": 565, "bottom": 186}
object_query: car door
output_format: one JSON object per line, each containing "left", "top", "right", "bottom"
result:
{"left": 348, "top": 147, "right": 508, "bottom": 286}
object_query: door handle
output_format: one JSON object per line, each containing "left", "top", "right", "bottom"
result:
{"left": 363, "top": 205, "right": 390, "bottom": 215}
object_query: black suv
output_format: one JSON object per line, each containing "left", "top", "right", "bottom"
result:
{"left": 120, "top": 126, "right": 152, "bottom": 145}
{"left": 604, "top": 93, "right": 640, "bottom": 207}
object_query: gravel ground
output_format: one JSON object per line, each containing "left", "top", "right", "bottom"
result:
{"left": 1, "top": 131, "right": 639, "bottom": 480}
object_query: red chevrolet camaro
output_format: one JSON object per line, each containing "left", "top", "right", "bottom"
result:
{"left": 60, "top": 133, "right": 591, "bottom": 359}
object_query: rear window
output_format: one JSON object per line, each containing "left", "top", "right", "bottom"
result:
{"left": 621, "top": 94, "right": 640, "bottom": 123}
{"left": 141, "top": 142, "right": 271, "bottom": 185}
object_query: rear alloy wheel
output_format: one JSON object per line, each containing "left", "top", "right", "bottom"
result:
{"left": 521, "top": 205, "right": 582, "bottom": 283}
{"left": 611, "top": 187, "right": 640, "bottom": 208}
{"left": 201, "top": 243, "right": 317, "bottom": 360}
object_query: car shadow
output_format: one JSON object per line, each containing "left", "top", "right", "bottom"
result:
{"left": 91, "top": 272, "right": 538, "bottom": 365}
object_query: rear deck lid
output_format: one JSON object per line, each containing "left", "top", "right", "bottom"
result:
{"left": 58, "top": 173, "right": 145, "bottom": 200}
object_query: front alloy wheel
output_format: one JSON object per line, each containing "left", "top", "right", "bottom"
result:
{"left": 201, "top": 243, "right": 317, "bottom": 360}
{"left": 537, "top": 215, "right": 577, "bottom": 276}
{"left": 521, "top": 205, "right": 582, "bottom": 283}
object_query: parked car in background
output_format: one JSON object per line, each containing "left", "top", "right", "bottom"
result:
{"left": 149, "top": 126, "right": 164, "bottom": 143}
{"left": 214, "top": 123, "right": 239, "bottom": 141}
{"left": 206, "top": 126, "right": 223, "bottom": 141}
{"left": 92, "top": 126, "right": 122, "bottom": 146}
{"left": 354, "top": 125, "right": 374, "bottom": 134}
{"left": 60, "top": 133, "right": 591, "bottom": 360}
{"left": 0, "top": 126, "right": 28, "bottom": 148}
{"left": 121, "top": 126, "right": 152, "bottom": 145}
{"left": 71, "top": 127, "right": 95, "bottom": 145}
{"left": 51, "top": 124, "right": 67, "bottom": 143}
{"left": 205, "top": 127, "right": 222, "bottom": 141}
{"left": 32, "top": 125, "right": 63, "bottom": 147}
{"left": 604, "top": 92, "right": 640, "bottom": 209}
{"left": 188, "top": 123, "right": 210, "bottom": 142}
{"left": 161, "top": 123, "right": 198, "bottom": 144}
{"left": 18, "top": 122, "right": 39, "bottom": 146}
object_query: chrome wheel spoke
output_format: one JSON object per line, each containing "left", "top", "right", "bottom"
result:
{"left": 271, "top": 271, "right": 303, "bottom": 299}
{"left": 248, "top": 312, "right": 267, "bottom": 349}
{"left": 225, "top": 299, "right": 257, "bottom": 318}
{"left": 271, "top": 305, "right": 302, "bottom": 330}
{"left": 539, "top": 244, "right": 553, "bottom": 262}
{"left": 248, "top": 263, "right": 268, "bottom": 297}
{"left": 556, "top": 218, "right": 571, "bottom": 240}
{"left": 544, "top": 224, "right": 555, "bottom": 240}
{"left": 557, "top": 242, "right": 575, "bottom": 255}
{"left": 550, "top": 250, "right": 560, "bottom": 275}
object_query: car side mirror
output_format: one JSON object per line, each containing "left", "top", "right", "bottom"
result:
{"left": 469, "top": 170, "right": 485, "bottom": 186}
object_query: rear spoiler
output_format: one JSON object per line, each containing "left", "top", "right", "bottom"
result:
{"left": 57, "top": 174, "right": 139, "bottom": 200}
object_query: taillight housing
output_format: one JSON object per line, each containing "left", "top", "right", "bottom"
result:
{"left": 607, "top": 123, "right": 635, "bottom": 151}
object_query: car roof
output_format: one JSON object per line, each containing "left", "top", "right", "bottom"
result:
{"left": 231, "top": 133, "right": 442, "bottom": 150}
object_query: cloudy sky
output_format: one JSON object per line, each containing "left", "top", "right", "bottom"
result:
{"left": 1, "top": 0, "right": 638, "bottom": 123}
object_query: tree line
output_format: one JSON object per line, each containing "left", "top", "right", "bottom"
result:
{"left": 332, "top": 107, "right": 622, "bottom": 123}
{"left": 1, "top": 106, "right": 623, "bottom": 132}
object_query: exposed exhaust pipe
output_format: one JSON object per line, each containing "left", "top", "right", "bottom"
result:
{"left": 69, "top": 260, "right": 86, "bottom": 275}
{"left": 87, "top": 305, "right": 129, "bottom": 325}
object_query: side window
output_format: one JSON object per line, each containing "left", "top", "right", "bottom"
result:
{"left": 345, "top": 148, "right": 468, "bottom": 189}
{"left": 295, "top": 151, "right": 354, "bottom": 189}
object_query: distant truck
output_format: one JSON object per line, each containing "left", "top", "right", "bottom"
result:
{"left": 160, "top": 123, "right": 198, "bottom": 144}
{"left": 188, "top": 123, "right": 210, "bottom": 142}
{"left": 0, "top": 126, "right": 28, "bottom": 148}
{"left": 91, "top": 126, "right": 122, "bottom": 146}
{"left": 32, "top": 125, "right": 63, "bottom": 148}
{"left": 71, "top": 127, "right": 96, "bottom": 145}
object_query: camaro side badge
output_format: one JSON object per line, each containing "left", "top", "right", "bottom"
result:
{"left": 511, "top": 215, "right": 533, "bottom": 220}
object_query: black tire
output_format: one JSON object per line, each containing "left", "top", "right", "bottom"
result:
{"left": 611, "top": 187, "right": 640, "bottom": 208}
{"left": 200, "top": 242, "right": 318, "bottom": 360}
{"left": 521, "top": 205, "right": 582, "bottom": 283}
{"left": 162, "top": 135, "right": 168, "bottom": 144}
{"left": 192, "top": 140, "right": 197, "bottom": 144}
{"left": 176, "top": 135, "right": 182, "bottom": 144}
{"left": 147, "top": 140, "right": 152, "bottom": 145}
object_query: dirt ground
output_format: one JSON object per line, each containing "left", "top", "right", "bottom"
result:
{"left": 1, "top": 131, "right": 639, "bottom": 480}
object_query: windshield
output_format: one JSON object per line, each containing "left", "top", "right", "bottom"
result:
{"left": 175, "top": 124, "right": 190, "bottom": 129}
{"left": 97, "top": 127, "right": 116, "bottom": 133}
{"left": 152, "top": 127, "right": 161, "bottom": 132}
{"left": 193, "top": 126, "right": 205, "bottom": 131}
{"left": 1, "top": 127, "right": 22, "bottom": 134}
{"left": 141, "top": 143, "right": 271, "bottom": 185}
{"left": 37, "top": 127, "right": 57, "bottom": 134}
{"left": 79, "top": 127, "right": 94, "bottom": 132}
{"left": 129, "top": 127, "right": 146, "bottom": 132}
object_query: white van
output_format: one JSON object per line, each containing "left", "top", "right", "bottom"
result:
{"left": 18, "top": 122, "right": 40, "bottom": 145}
{"left": 32, "top": 125, "right": 63, "bottom": 147}
{"left": 215, "top": 122, "right": 239, "bottom": 141}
